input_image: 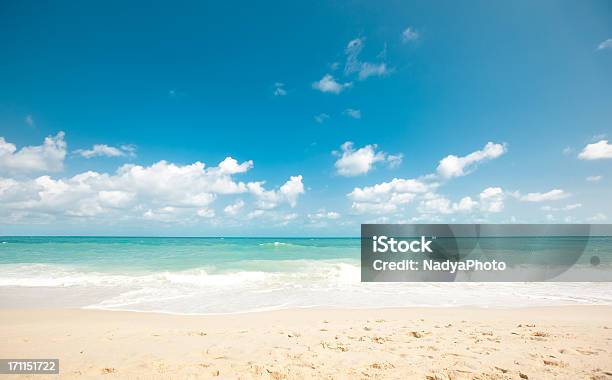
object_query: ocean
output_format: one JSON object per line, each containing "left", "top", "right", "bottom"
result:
{"left": 1, "top": 236, "right": 612, "bottom": 314}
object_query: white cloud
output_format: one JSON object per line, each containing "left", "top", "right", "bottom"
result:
{"left": 597, "top": 38, "right": 612, "bottom": 50}
{"left": 418, "top": 196, "right": 453, "bottom": 214}
{"left": 541, "top": 203, "right": 582, "bottom": 212}
{"left": 197, "top": 208, "right": 215, "bottom": 218}
{"left": 314, "top": 113, "right": 330, "bottom": 123}
{"left": 352, "top": 201, "right": 398, "bottom": 214}
{"left": 273, "top": 82, "right": 287, "bottom": 96}
{"left": 343, "top": 108, "right": 361, "bottom": 119}
{"left": 418, "top": 194, "right": 480, "bottom": 215}
{"left": 578, "top": 140, "right": 612, "bottom": 160}
{"left": 224, "top": 199, "right": 245, "bottom": 215}
{"left": 386, "top": 154, "right": 403, "bottom": 168}
{"left": 436, "top": 142, "right": 507, "bottom": 178}
{"left": 344, "top": 38, "right": 390, "bottom": 80}
{"left": 344, "top": 38, "right": 365, "bottom": 75}
{"left": 349, "top": 178, "right": 429, "bottom": 203}
{"left": 279, "top": 176, "right": 305, "bottom": 207}
{"left": 218, "top": 157, "right": 253, "bottom": 174}
{"left": 455, "top": 196, "right": 478, "bottom": 212}
{"left": 479, "top": 187, "right": 504, "bottom": 212}
{"left": 98, "top": 190, "right": 135, "bottom": 209}
{"left": 247, "top": 209, "right": 265, "bottom": 219}
{"left": 586, "top": 175, "right": 602, "bottom": 182}
{"left": 308, "top": 210, "right": 341, "bottom": 221}
{"left": 345, "top": 143, "right": 508, "bottom": 216}
{"left": 247, "top": 175, "right": 304, "bottom": 209}
{"left": 348, "top": 177, "right": 430, "bottom": 214}
{"left": 562, "top": 146, "right": 574, "bottom": 156}
{"left": 25, "top": 115, "right": 34, "bottom": 126}
{"left": 357, "top": 63, "right": 389, "bottom": 80}
{"left": 334, "top": 142, "right": 400, "bottom": 177}
{"left": 0, "top": 151, "right": 304, "bottom": 222}
{"left": 312, "top": 74, "right": 352, "bottom": 94}
{"left": 0, "top": 132, "right": 66, "bottom": 173}
{"left": 519, "top": 189, "right": 570, "bottom": 202}
{"left": 587, "top": 213, "right": 607, "bottom": 222}
{"left": 401, "top": 27, "right": 419, "bottom": 43}
{"left": 75, "top": 144, "right": 136, "bottom": 159}
{"left": 244, "top": 210, "right": 299, "bottom": 225}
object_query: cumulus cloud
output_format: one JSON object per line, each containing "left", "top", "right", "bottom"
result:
{"left": 334, "top": 142, "right": 400, "bottom": 177}
{"left": 578, "top": 140, "right": 612, "bottom": 160}
{"left": 75, "top": 144, "right": 136, "bottom": 158}
{"left": 312, "top": 74, "right": 352, "bottom": 94}
{"left": 597, "top": 38, "right": 612, "bottom": 50}
{"left": 415, "top": 187, "right": 503, "bottom": 215}
{"left": 0, "top": 149, "right": 304, "bottom": 223}
{"left": 455, "top": 196, "right": 478, "bottom": 212}
{"left": 348, "top": 178, "right": 431, "bottom": 214}
{"left": 417, "top": 195, "right": 453, "bottom": 214}
{"left": 519, "top": 189, "right": 570, "bottom": 202}
{"left": 224, "top": 199, "right": 245, "bottom": 215}
{"left": 418, "top": 194, "right": 481, "bottom": 215}
{"left": 197, "top": 208, "right": 215, "bottom": 218}
{"left": 479, "top": 187, "right": 504, "bottom": 212}
{"left": 0, "top": 132, "right": 66, "bottom": 173}
{"left": 218, "top": 157, "right": 253, "bottom": 174}
{"left": 25, "top": 115, "right": 34, "bottom": 126}
{"left": 343, "top": 108, "right": 361, "bottom": 119}
{"left": 436, "top": 142, "right": 507, "bottom": 178}
{"left": 401, "top": 27, "right": 419, "bottom": 43}
{"left": 247, "top": 175, "right": 304, "bottom": 209}
{"left": 346, "top": 142, "right": 510, "bottom": 216}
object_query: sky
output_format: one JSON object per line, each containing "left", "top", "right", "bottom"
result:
{"left": 0, "top": 0, "right": 611, "bottom": 236}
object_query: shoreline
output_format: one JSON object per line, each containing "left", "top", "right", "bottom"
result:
{"left": 2, "top": 306, "right": 611, "bottom": 379}
{"left": 3, "top": 281, "right": 612, "bottom": 315}
{"left": 79, "top": 302, "right": 612, "bottom": 316}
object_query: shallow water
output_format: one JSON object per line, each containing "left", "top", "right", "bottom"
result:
{"left": 1, "top": 237, "right": 611, "bottom": 314}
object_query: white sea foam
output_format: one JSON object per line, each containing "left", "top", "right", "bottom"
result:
{"left": 2, "top": 261, "right": 612, "bottom": 314}
{"left": 258, "top": 241, "right": 301, "bottom": 248}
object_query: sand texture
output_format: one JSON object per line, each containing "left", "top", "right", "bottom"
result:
{"left": 1, "top": 307, "right": 611, "bottom": 379}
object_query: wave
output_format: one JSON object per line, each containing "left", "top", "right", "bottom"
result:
{"left": 258, "top": 241, "right": 302, "bottom": 248}
{"left": 2, "top": 262, "right": 612, "bottom": 314}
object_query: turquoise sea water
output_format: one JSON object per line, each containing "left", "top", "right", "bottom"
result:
{"left": 1, "top": 236, "right": 611, "bottom": 314}
{"left": 0, "top": 237, "right": 360, "bottom": 273}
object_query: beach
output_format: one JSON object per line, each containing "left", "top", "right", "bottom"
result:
{"left": 2, "top": 237, "right": 612, "bottom": 378}
{"left": 1, "top": 306, "right": 611, "bottom": 379}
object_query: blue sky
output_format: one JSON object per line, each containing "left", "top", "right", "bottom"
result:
{"left": 1, "top": 0, "right": 611, "bottom": 236}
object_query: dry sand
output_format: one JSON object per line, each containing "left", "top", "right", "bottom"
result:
{"left": 1, "top": 307, "right": 611, "bottom": 379}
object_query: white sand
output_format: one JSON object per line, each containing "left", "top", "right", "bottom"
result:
{"left": 1, "top": 307, "right": 611, "bottom": 379}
